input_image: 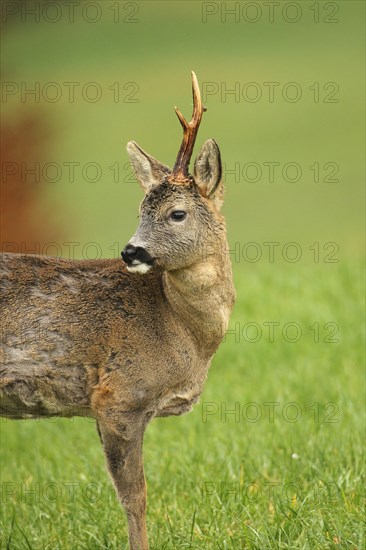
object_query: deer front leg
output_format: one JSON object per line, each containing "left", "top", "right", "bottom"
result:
{"left": 98, "top": 418, "right": 148, "bottom": 550}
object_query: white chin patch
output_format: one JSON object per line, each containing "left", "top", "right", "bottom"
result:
{"left": 126, "top": 262, "right": 152, "bottom": 274}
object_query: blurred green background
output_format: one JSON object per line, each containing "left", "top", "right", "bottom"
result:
{"left": 1, "top": 1, "right": 364, "bottom": 548}
{"left": 1, "top": 0, "right": 364, "bottom": 256}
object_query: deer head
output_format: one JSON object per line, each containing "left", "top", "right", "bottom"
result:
{"left": 122, "top": 72, "right": 225, "bottom": 274}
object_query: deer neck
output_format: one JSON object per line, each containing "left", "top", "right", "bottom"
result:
{"left": 162, "top": 240, "right": 235, "bottom": 356}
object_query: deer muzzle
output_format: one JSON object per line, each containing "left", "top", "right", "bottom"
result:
{"left": 121, "top": 244, "right": 154, "bottom": 274}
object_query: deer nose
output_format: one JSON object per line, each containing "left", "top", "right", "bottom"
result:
{"left": 121, "top": 244, "right": 137, "bottom": 263}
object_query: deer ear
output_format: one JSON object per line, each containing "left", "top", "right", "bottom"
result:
{"left": 127, "top": 141, "right": 171, "bottom": 192}
{"left": 194, "top": 139, "right": 224, "bottom": 209}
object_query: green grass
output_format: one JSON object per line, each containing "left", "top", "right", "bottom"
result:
{"left": 1, "top": 261, "right": 364, "bottom": 549}
{"left": 1, "top": 1, "right": 365, "bottom": 548}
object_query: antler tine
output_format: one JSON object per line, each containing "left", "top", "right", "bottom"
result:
{"left": 168, "top": 71, "right": 206, "bottom": 183}
{"left": 191, "top": 70, "right": 205, "bottom": 124}
{"left": 174, "top": 106, "right": 188, "bottom": 129}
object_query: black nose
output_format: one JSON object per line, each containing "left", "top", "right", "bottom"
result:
{"left": 121, "top": 244, "right": 154, "bottom": 266}
{"left": 121, "top": 244, "right": 137, "bottom": 263}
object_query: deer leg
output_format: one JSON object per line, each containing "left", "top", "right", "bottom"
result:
{"left": 98, "top": 418, "right": 148, "bottom": 550}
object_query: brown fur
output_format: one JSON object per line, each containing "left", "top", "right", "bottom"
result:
{"left": 0, "top": 92, "right": 235, "bottom": 550}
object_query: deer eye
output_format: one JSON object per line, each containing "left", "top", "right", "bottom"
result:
{"left": 170, "top": 210, "right": 187, "bottom": 221}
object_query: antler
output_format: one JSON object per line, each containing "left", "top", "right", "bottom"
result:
{"left": 168, "top": 71, "right": 206, "bottom": 183}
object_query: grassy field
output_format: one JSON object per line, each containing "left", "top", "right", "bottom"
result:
{"left": 1, "top": 261, "right": 364, "bottom": 549}
{"left": 1, "top": 1, "right": 365, "bottom": 549}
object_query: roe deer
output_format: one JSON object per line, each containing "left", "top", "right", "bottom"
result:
{"left": 0, "top": 72, "right": 236, "bottom": 550}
